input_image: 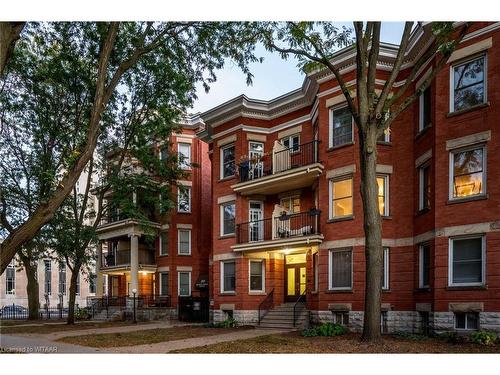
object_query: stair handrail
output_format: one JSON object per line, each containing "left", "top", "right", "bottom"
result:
{"left": 258, "top": 288, "right": 274, "bottom": 324}
{"left": 293, "top": 289, "right": 307, "bottom": 327}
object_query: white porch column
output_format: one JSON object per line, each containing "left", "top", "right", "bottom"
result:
{"left": 130, "top": 234, "right": 139, "bottom": 296}
{"left": 96, "top": 241, "right": 103, "bottom": 297}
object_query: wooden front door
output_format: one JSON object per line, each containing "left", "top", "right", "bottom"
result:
{"left": 285, "top": 263, "right": 306, "bottom": 302}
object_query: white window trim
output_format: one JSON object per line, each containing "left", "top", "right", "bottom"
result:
{"left": 280, "top": 133, "right": 301, "bottom": 152}
{"left": 382, "top": 247, "right": 390, "bottom": 290}
{"left": 248, "top": 259, "right": 265, "bottom": 293}
{"left": 177, "top": 229, "right": 191, "bottom": 255}
{"left": 448, "top": 235, "right": 486, "bottom": 287}
{"left": 220, "top": 260, "right": 236, "bottom": 293}
{"left": 6, "top": 260, "right": 16, "bottom": 295}
{"left": 449, "top": 53, "right": 488, "bottom": 113}
{"left": 328, "top": 104, "right": 354, "bottom": 149}
{"left": 329, "top": 176, "right": 354, "bottom": 220}
{"left": 220, "top": 201, "right": 236, "bottom": 237}
{"left": 178, "top": 142, "right": 191, "bottom": 170}
{"left": 280, "top": 195, "right": 301, "bottom": 213}
{"left": 159, "top": 231, "right": 168, "bottom": 256}
{"left": 418, "top": 86, "right": 430, "bottom": 132}
{"left": 454, "top": 312, "right": 480, "bottom": 331}
{"left": 328, "top": 248, "right": 353, "bottom": 291}
{"left": 159, "top": 272, "right": 169, "bottom": 296}
{"left": 220, "top": 143, "right": 235, "bottom": 179}
{"left": 177, "top": 186, "right": 191, "bottom": 213}
{"left": 378, "top": 174, "right": 390, "bottom": 217}
{"left": 313, "top": 252, "right": 319, "bottom": 293}
{"left": 419, "top": 244, "right": 430, "bottom": 289}
{"left": 448, "top": 144, "right": 487, "bottom": 201}
{"left": 177, "top": 271, "right": 191, "bottom": 296}
{"left": 44, "top": 259, "right": 52, "bottom": 296}
{"left": 419, "top": 163, "right": 431, "bottom": 211}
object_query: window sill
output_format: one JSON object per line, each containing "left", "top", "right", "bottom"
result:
{"left": 446, "top": 285, "right": 487, "bottom": 291}
{"left": 415, "top": 124, "right": 432, "bottom": 140}
{"left": 218, "top": 175, "right": 237, "bottom": 183}
{"left": 219, "top": 234, "right": 236, "bottom": 240}
{"left": 177, "top": 211, "right": 192, "bottom": 215}
{"left": 377, "top": 141, "right": 392, "bottom": 147}
{"left": 327, "top": 141, "right": 354, "bottom": 152}
{"left": 158, "top": 254, "right": 169, "bottom": 258}
{"left": 416, "top": 207, "right": 431, "bottom": 217}
{"left": 248, "top": 291, "right": 266, "bottom": 296}
{"left": 327, "top": 216, "right": 354, "bottom": 223}
{"left": 447, "top": 102, "right": 489, "bottom": 118}
{"left": 325, "top": 289, "right": 353, "bottom": 294}
{"left": 447, "top": 194, "right": 488, "bottom": 205}
{"left": 382, "top": 288, "right": 391, "bottom": 293}
{"left": 414, "top": 287, "right": 431, "bottom": 293}
{"left": 177, "top": 253, "right": 192, "bottom": 256}
{"left": 382, "top": 215, "right": 392, "bottom": 220}
{"left": 219, "top": 292, "right": 236, "bottom": 296}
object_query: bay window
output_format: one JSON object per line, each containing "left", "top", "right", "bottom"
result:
{"left": 329, "top": 248, "right": 352, "bottom": 290}
{"left": 329, "top": 105, "right": 353, "bottom": 148}
{"left": 178, "top": 143, "right": 191, "bottom": 170}
{"left": 449, "top": 236, "right": 485, "bottom": 286}
{"left": 221, "top": 260, "right": 236, "bottom": 293}
{"left": 220, "top": 202, "right": 235, "bottom": 236}
{"left": 221, "top": 144, "right": 235, "bottom": 179}
{"left": 377, "top": 175, "right": 389, "bottom": 216}
{"left": 177, "top": 185, "right": 191, "bottom": 213}
{"left": 450, "top": 146, "right": 486, "bottom": 200}
{"left": 249, "top": 260, "right": 265, "bottom": 292}
{"left": 330, "top": 177, "right": 353, "bottom": 219}
{"left": 451, "top": 54, "right": 486, "bottom": 112}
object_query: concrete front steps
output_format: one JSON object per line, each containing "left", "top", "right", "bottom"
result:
{"left": 258, "top": 302, "right": 309, "bottom": 330}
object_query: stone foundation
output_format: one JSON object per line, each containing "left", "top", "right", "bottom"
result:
{"left": 212, "top": 309, "right": 259, "bottom": 325}
{"left": 311, "top": 310, "right": 500, "bottom": 334}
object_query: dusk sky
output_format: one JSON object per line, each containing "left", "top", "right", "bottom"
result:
{"left": 191, "top": 22, "right": 405, "bottom": 114}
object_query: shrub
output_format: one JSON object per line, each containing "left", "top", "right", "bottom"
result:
{"left": 471, "top": 330, "right": 497, "bottom": 346}
{"left": 302, "top": 323, "right": 348, "bottom": 337}
{"left": 205, "top": 318, "right": 239, "bottom": 328}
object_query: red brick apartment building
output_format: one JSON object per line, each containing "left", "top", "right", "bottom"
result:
{"left": 198, "top": 22, "right": 500, "bottom": 333}
{"left": 95, "top": 116, "right": 211, "bottom": 317}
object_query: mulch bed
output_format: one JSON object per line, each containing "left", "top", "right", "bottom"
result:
{"left": 172, "top": 332, "right": 500, "bottom": 354}
{"left": 57, "top": 325, "right": 254, "bottom": 348}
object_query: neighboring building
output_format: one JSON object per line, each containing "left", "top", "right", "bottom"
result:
{"left": 0, "top": 169, "right": 98, "bottom": 310}
{"left": 95, "top": 116, "right": 211, "bottom": 314}
{"left": 198, "top": 22, "right": 500, "bottom": 333}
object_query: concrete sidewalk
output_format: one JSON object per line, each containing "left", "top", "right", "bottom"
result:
{"left": 109, "top": 328, "right": 285, "bottom": 353}
{"left": 0, "top": 334, "right": 106, "bottom": 353}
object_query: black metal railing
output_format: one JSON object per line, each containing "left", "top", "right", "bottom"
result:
{"left": 258, "top": 288, "right": 274, "bottom": 324}
{"left": 236, "top": 209, "right": 321, "bottom": 244}
{"left": 102, "top": 249, "right": 155, "bottom": 267}
{"left": 238, "top": 140, "right": 320, "bottom": 183}
{"left": 0, "top": 304, "right": 84, "bottom": 320}
{"left": 293, "top": 289, "right": 307, "bottom": 327}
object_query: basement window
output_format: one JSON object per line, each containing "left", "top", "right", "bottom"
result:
{"left": 455, "top": 312, "right": 479, "bottom": 331}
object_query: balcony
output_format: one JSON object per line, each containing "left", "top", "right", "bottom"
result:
{"left": 233, "top": 208, "right": 323, "bottom": 252}
{"left": 232, "top": 140, "right": 323, "bottom": 195}
{"left": 103, "top": 249, "right": 156, "bottom": 268}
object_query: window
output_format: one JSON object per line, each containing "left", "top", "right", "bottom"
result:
{"left": 450, "top": 146, "right": 486, "bottom": 200}
{"left": 159, "top": 231, "right": 169, "bottom": 256}
{"left": 160, "top": 272, "right": 169, "bottom": 296}
{"left": 280, "top": 196, "right": 301, "bottom": 213}
{"left": 58, "top": 263, "right": 66, "bottom": 295}
{"left": 248, "top": 142, "right": 264, "bottom": 179}
{"left": 330, "top": 177, "right": 353, "bottom": 219}
{"left": 419, "top": 86, "right": 432, "bottom": 131}
{"left": 159, "top": 145, "right": 169, "bottom": 161}
{"left": 382, "top": 247, "right": 389, "bottom": 290}
{"left": 221, "top": 144, "right": 235, "bottom": 179}
{"left": 451, "top": 55, "right": 486, "bottom": 112}
{"left": 332, "top": 311, "right": 349, "bottom": 326}
{"left": 177, "top": 186, "right": 191, "bottom": 213}
{"left": 377, "top": 128, "right": 391, "bottom": 143}
{"left": 419, "top": 243, "right": 431, "bottom": 289}
{"left": 419, "top": 163, "right": 431, "bottom": 211}
{"left": 329, "top": 106, "right": 353, "bottom": 148}
{"left": 281, "top": 133, "right": 300, "bottom": 152}
{"left": 329, "top": 248, "right": 352, "bottom": 290}
{"left": 220, "top": 202, "right": 235, "bottom": 236}
{"left": 89, "top": 273, "right": 96, "bottom": 294}
{"left": 221, "top": 261, "right": 236, "bottom": 293}
{"left": 6, "top": 260, "right": 15, "bottom": 295}
{"left": 44, "top": 260, "right": 52, "bottom": 295}
{"left": 249, "top": 260, "right": 265, "bottom": 292}
{"left": 377, "top": 175, "right": 389, "bottom": 216}
{"left": 449, "top": 236, "right": 485, "bottom": 286}
{"left": 381, "top": 311, "right": 389, "bottom": 333}
{"left": 75, "top": 272, "right": 80, "bottom": 295}
{"left": 178, "top": 229, "right": 191, "bottom": 255}
{"left": 455, "top": 312, "right": 479, "bottom": 330}
{"left": 178, "top": 272, "right": 191, "bottom": 296}
{"left": 313, "top": 252, "right": 319, "bottom": 292}
{"left": 178, "top": 143, "right": 191, "bottom": 169}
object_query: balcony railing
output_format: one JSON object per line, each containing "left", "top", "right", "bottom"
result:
{"left": 236, "top": 209, "right": 321, "bottom": 244}
{"left": 103, "top": 249, "right": 156, "bottom": 267}
{"left": 238, "top": 140, "right": 320, "bottom": 183}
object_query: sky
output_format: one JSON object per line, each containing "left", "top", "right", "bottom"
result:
{"left": 190, "top": 22, "right": 405, "bottom": 114}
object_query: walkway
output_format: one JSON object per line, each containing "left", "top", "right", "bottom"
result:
{"left": 109, "top": 328, "right": 285, "bottom": 353}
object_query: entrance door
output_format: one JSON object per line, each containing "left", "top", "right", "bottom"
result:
{"left": 249, "top": 201, "right": 264, "bottom": 242}
{"left": 285, "top": 263, "right": 306, "bottom": 302}
{"left": 248, "top": 141, "right": 264, "bottom": 179}
{"left": 111, "top": 276, "right": 119, "bottom": 297}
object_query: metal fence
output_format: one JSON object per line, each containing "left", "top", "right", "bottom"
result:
{"left": 0, "top": 304, "right": 81, "bottom": 320}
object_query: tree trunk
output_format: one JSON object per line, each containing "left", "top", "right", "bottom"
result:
{"left": 359, "top": 123, "right": 383, "bottom": 342}
{"left": 0, "top": 22, "right": 25, "bottom": 76}
{"left": 67, "top": 265, "right": 80, "bottom": 325}
{"left": 20, "top": 256, "right": 39, "bottom": 320}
